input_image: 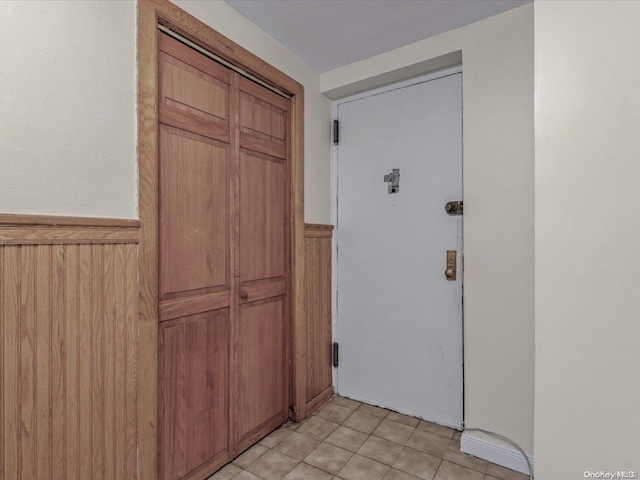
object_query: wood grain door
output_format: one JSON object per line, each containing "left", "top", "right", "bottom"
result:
{"left": 157, "top": 33, "right": 232, "bottom": 479}
{"left": 157, "top": 33, "right": 291, "bottom": 477}
{"left": 234, "top": 77, "right": 290, "bottom": 453}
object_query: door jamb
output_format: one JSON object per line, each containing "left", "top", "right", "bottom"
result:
{"left": 137, "top": 1, "right": 306, "bottom": 478}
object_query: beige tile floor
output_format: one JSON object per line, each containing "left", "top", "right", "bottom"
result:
{"left": 208, "top": 396, "right": 530, "bottom": 480}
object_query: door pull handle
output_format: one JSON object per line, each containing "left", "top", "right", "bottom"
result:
{"left": 240, "top": 291, "right": 249, "bottom": 300}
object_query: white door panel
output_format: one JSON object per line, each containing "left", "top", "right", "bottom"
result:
{"left": 336, "top": 72, "right": 463, "bottom": 427}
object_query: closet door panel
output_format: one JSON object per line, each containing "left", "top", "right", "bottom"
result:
{"left": 159, "top": 32, "right": 230, "bottom": 141}
{"left": 235, "top": 78, "right": 290, "bottom": 452}
{"left": 158, "top": 310, "right": 229, "bottom": 479}
{"left": 159, "top": 125, "right": 229, "bottom": 301}
{"left": 239, "top": 149, "right": 286, "bottom": 283}
{"left": 239, "top": 77, "right": 287, "bottom": 159}
{"left": 158, "top": 32, "right": 292, "bottom": 472}
{"left": 158, "top": 33, "right": 233, "bottom": 480}
{"left": 235, "top": 298, "right": 287, "bottom": 449}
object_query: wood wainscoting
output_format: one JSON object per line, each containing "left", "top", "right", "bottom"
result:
{"left": 304, "top": 224, "right": 334, "bottom": 414}
{"left": 0, "top": 214, "right": 139, "bottom": 479}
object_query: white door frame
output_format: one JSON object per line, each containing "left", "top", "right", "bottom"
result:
{"left": 330, "top": 65, "right": 464, "bottom": 418}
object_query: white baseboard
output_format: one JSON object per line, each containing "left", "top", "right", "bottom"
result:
{"left": 460, "top": 431, "right": 534, "bottom": 476}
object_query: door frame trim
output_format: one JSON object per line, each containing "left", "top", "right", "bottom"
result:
{"left": 330, "top": 65, "right": 463, "bottom": 410}
{"left": 137, "top": 1, "right": 306, "bottom": 478}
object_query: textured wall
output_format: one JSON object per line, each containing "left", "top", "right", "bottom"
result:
{"left": 535, "top": 0, "right": 640, "bottom": 476}
{"left": 322, "top": 5, "right": 535, "bottom": 456}
{"left": 0, "top": 1, "right": 137, "bottom": 219}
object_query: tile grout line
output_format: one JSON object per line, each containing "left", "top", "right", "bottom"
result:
{"left": 214, "top": 396, "right": 527, "bottom": 480}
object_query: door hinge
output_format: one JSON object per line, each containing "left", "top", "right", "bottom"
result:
{"left": 333, "top": 119, "right": 339, "bottom": 145}
{"left": 289, "top": 405, "right": 297, "bottom": 416}
{"left": 333, "top": 342, "right": 339, "bottom": 367}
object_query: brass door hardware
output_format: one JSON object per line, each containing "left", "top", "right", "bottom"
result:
{"left": 445, "top": 250, "right": 457, "bottom": 281}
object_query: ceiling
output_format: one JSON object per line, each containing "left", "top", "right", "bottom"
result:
{"left": 225, "top": 0, "right": 532, "bottom": 73}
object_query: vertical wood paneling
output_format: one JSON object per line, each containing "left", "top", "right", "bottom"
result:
{"left": 103, "top": 244, "right": 115, "bottom": 480}
{"left": 78, "top": 244, "right": 92, "bottom": 480}
{"left": 0, "top": 220, "right": 138, "bottom": 480}
{"left": 4, "top": 246, "right": 20, "bottom": 479}
{"left": 91, "top": 245, "right": 104, "bottom": 480}
{"left": 65, "top": 245, "right": 80, "bottom": 480}
{"left": 114, "top": 245, "right": 127, "bottom": 480}
{"left": 51, "top": 245, "right": 65, "bottom": 480}
{"left": 304, "top": 225, "right": 334, "bottom": 412}
{"left": 35, "top": 246, "right": 51, "bottom": 478}
{"left": 124, "top": 244, "right": 137, "bottom": 480}
{"left": 0, "top": 246, "right": 3, "bottom": 479}
{"left": 20, "top": 245, "right": 36, "bottom": 479}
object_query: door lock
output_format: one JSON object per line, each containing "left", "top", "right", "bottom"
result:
{"left": 445, "top": 201, "right": 463, "bottom": 215}
{"left": 383, "top": 168, "right": 400, "bottom": 194}
{"left": 445, "top": 250, "right": 457, "bottom": 281}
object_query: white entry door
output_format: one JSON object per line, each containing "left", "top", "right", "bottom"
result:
{"left": 335, "top": 71, "right": 463, "bottom": 428}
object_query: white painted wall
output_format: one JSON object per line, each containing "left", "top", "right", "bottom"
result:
{"left": 173, "top": 0, "right": 332, "bottom": 224}
{"left": 323, "top": 5, "right": 535, "bottom": 456}
{"left": 535, "top": 1, "right": 640, "bottom": 477}
{"left": 0, "top": 0, "right": 331, "bottom": 224}
{"left": 0, "top": 1, "right": 137, "bottom": 219}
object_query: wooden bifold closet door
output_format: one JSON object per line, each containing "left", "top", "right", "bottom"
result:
{"left": 157, "top": 33, "right": 290, "bottom": 480}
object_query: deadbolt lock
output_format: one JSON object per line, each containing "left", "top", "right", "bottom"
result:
{"left": 445, "top": 201, "right": 463, "bottom": 215}
{"left": 445, "top": 250, "right": 457, "bottom": 281}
